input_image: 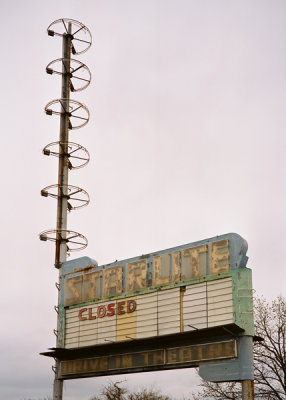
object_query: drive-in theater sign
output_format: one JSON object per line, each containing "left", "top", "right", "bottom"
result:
{"left": 42, "top": 233, "right": 254, "bottom": 382}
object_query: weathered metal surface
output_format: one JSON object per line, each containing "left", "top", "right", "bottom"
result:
{"left": 103, "top": 266, "right": 122, "bottom": 297}
{"left": 44, "top": 17, "right": 93, "bottom": 400}
{"left": 153, "top": 254, "right": 172, "bottom": 286}
{"left": 53, "top": 22, "right": 72, "bottom": 400}
{"left": 60, "top": 339, "right": 237, "bottom": 379}
{"left": 62, "top": 270, "right": 253, "bottom": 349}
{"left": 242, "top": 380, "right": 254, "bottom": 400}
{"left": 57, "top": 306, "right": 65, "bottom": 347}
{"left": 210, "top": 239, "right": 230, "bottom": 274}
{"left": 166, "top": 339, "right": 236, "bottom": 364}
{"left": 181, "top": 244, "right": 208, "bottom": 280}
{"left": 61, "top": 233, "right": 248, "bottom": 307}
{"left": 63, "top": 276, "right": 240, "bottom": 348}
{"left": 199, "top": 336, "right": 254, "bottom": 382}
{"left": 127, "top": 260, "right": 148, "bottom": 291}
{"left": 42, "top": 324, "right": 245, "bottom": 359}
{"left": 50, "top": 233, "right": 253, "bottom": 386}
{"left": 232, "top": 267, "right": 254, "bottom": 336}
{"left": 82, "top": 270, "right": 103, "bottom": 303}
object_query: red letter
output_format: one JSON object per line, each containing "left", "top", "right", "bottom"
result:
{"left": 78, "top": 308, "right": 87, "bottom": 321}
{"left": 97, "top": 305, "right": 106, "bottom": 318}
{"left": 127, "top": 300, "right": 136, "bottom": 313}
{"left": 117, "top": 301, "right": 126, "bottom": 315}
{"left": 88, "top": 308, "right": 96, "bottom": 320}
{"left": 107, "top": 303, "right": 115, "bottom": 317}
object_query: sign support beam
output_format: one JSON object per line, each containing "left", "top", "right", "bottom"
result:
{"left": 41, "top": 17, "right": 92, "bottom": 400}
{"left": 242, "top": 380, "right": 254, "bottom": 400}
{"left": 53, "top": 24, "right": 72, "bottom": 400}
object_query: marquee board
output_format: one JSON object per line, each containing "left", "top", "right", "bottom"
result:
{"left": 42, "top": 233, "right": 254, "bottom": 382}
{"left": 60, "top": 339, "right": 237, "bottom": 378}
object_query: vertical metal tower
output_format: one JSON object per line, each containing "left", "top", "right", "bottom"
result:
{"left": 39, "top": 18, "right": 92, "bottom": 400}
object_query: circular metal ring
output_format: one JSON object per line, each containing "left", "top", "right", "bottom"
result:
{"left": 39, "top": 229, "right": 88, "bottom": 252}
{"left": 41, "top": 184, "right": 90, "bottom": 210}
{"left": 46, "top": 58, "right": 91, "bottom": 92}
{"left": 43, "top": 142, "right": 90, "bottom": 169}
{"left": 45, "top": 99, "right": 90, "bottom": 130}
{"left": 47, "top": 18, "right": 92, "bottom": 54}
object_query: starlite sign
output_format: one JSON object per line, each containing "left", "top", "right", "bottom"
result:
{"left": 42, "top": 233, "right": 254, "bottom": 382}
{"left": 63, "top": 233, "right": 245, "bottom": 307}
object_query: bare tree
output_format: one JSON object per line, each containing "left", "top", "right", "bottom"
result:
{"left": 193, "top": 295, "right": 286, "bottom": 400}
{"left": 254, "top": 296, "right": 286, "bottom": 399}
{"left": 90, "top": 381, "right": 173, "bottom": 400}
{"left": 90, "top": 381, "right": 128, "bottom": 400}
{"left": 128, "top": 387, "right": 173, "bottom": 400}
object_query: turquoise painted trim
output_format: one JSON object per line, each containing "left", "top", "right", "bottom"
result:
{"left": 61, "top": 256, "right": 98, "bottom": 275}
{"left": 62, "top": 233, "right": 247, "bottom": 274}
{"left": 231, "top": 268, "right": 254, "bottom": 336}
{"left": 57, "top": 305, "right": 65, "bottom": 348}
{"left": 199, "top": 336, "right": 254, "bottom": 382}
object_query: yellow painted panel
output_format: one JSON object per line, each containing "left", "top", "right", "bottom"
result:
{"left": 116, "top": 296, "right": 137, "bottom": 342}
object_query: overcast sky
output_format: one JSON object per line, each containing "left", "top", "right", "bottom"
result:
{"left": 1, "top": 0, "right": 286, "bottom": 399}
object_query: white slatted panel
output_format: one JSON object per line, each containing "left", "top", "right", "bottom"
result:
{"left": 64, "top": 305, "right": 99, "bottom": 348}
{"left": 136, "top": 292, "right": 158, "bottom": 339}
{"left": 64, "top": 277, "right": 234, "bottom": 349}
{"left": 158, "top": 288, "right": 180, "bottom": 335}
{"left": 65, "top": 308, "right": 80, "bottom": 348}
{"left": 79, "top": 313, "right": 97, "bottom": 347}
{"left": 97, "top": 302, "right": 116, "bottom": 344}
{"left": 183, "top": 282, "right": 207, "bottom": 331}
{"left": 207, "top": 277, "right": 233, "bottom": 327}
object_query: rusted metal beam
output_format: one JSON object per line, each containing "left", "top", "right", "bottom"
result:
{"left": 242, "top": 380, "right": 254, "bottom": 400}
{"left": 53, "top": 22, "right": 72, "bottom": 400}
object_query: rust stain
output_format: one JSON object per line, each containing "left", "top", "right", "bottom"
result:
{"left": 140, "top": 254, "right": 150, "bottom": 259}
{"left": 180, "top": 286, "right": 186, "bottom": 332}
{"left": 64, "top": 264, "right": 97, "bottom": 277}
{"left": 74, "top": 265, "right": 95, "bottom": 274}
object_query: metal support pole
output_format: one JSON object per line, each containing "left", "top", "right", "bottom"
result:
{"left": 55, "top": 29, "right": 71, "bottom": 269}
{"left": 53, "top": 24, "right": 72, "bottom": 400}
{"left": 242, "top": 380, "right": 254, "bottom": 400}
